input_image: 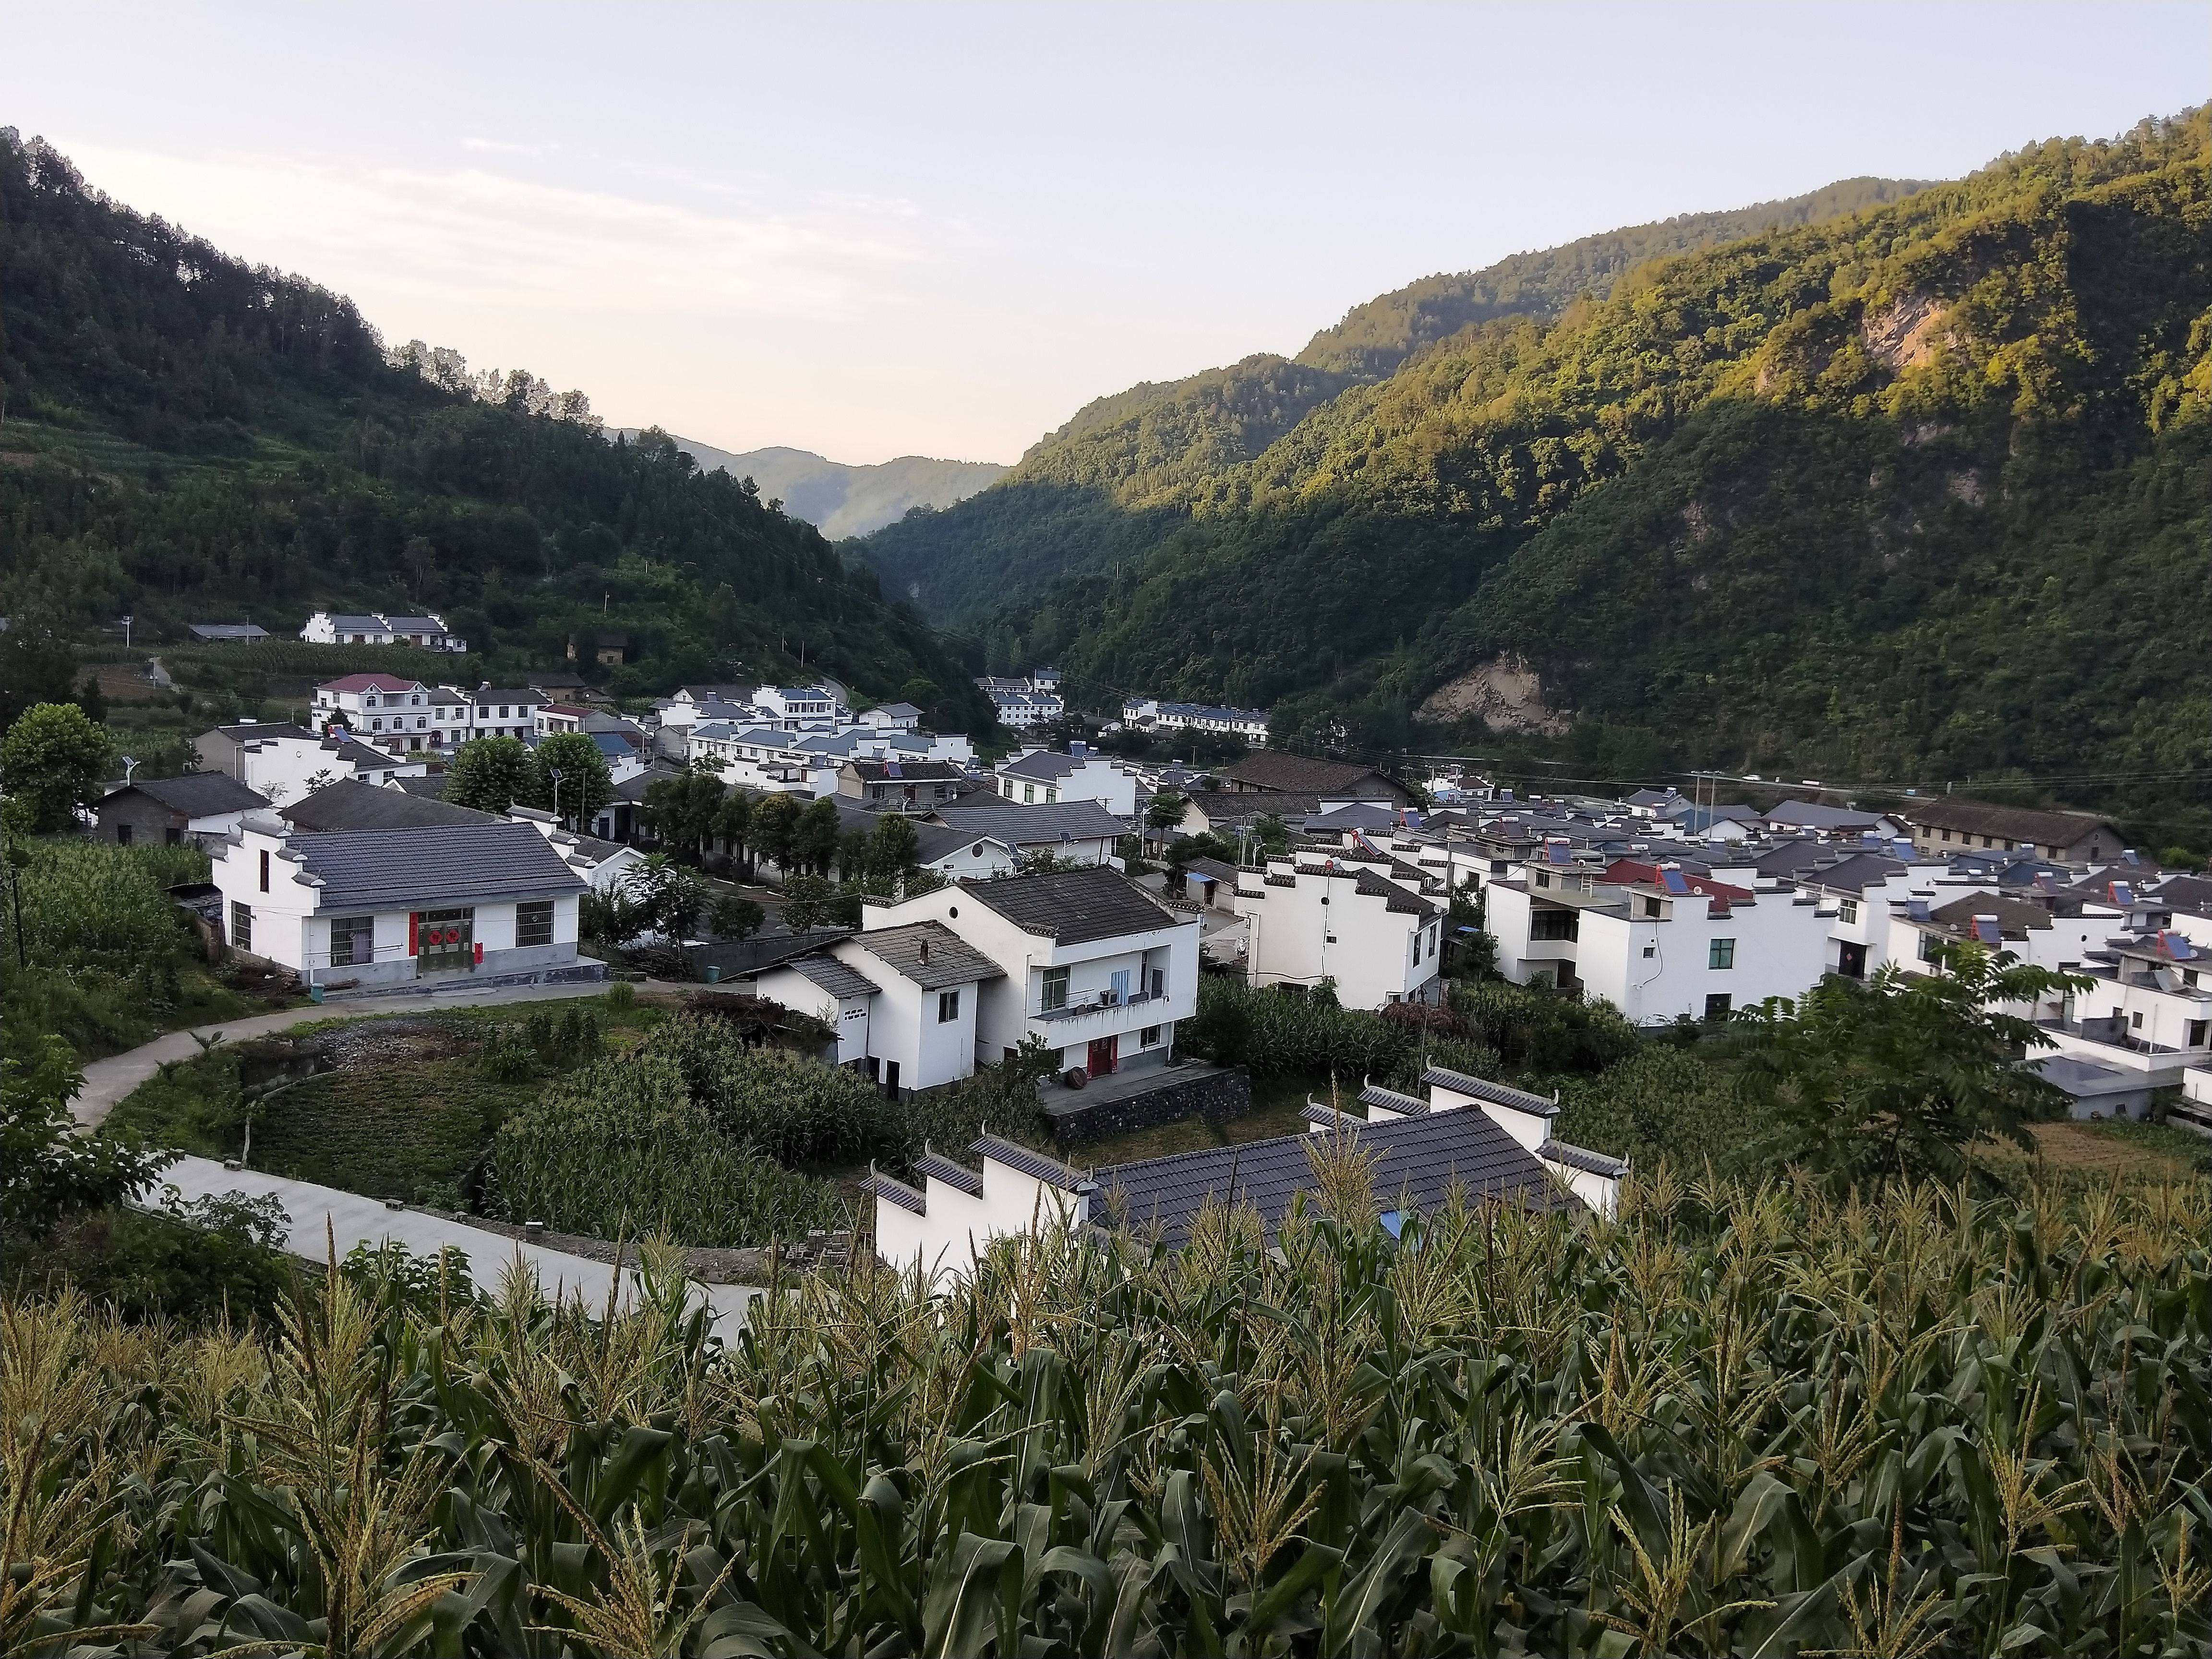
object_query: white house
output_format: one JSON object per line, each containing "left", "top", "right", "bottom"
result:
{"left": 857, "top": 702, "right": 923, "bottom": 734}
{"left": 506, "top": 805, "right": 648, "bottom": 895}
{"left": 210, "top": 816, "right": 589, "bottom": 990}
{"left": 756, "top": 921, "right": 1001, "bottom": 1096}
{"left": 196, "top": 722, "right": 428, "bottom": 803}
{"left": 1233, "top": 845, "right": 1445, "bottom": 1010}
{"left": 866, "top": 865, "right": 1200, "bottom": 1083}
{"left": 866, "top": 1137, "right": 1094, "bottom": 1289}
{"left": 1144, "top": 700, "right": 1271, "bottom": 746}
{"left": 440, "top": 685, "right": 546, "bottom": 745}
{"left": 1485, "top": 849, "right": 1830, "bottom": 1024}
{"left": 993, "top": 743, "right": 1140, "bottom": 817}
{"left": 929, "top": 801, "right": 1124, "bottom": 869}
{"left": 95, "top": 772, "right": 269, "bottom": 848}
{"left": 313, "top": 673, "right": 439, "bottom": 752}
{"left": 757, "top": 685, "right": 843, "bottom": 727}
{"left": 977, "top": 672, "right": 1065, "bottom": 729}
{"left": 300, "top": 611, "right": 466, "bottom": 651}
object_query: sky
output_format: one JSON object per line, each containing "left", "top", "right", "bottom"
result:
{"left": 4, "top": 2, "right": 2203, "bottom": 465}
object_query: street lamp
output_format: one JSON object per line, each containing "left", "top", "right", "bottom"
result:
{"left": 121, "top": 755, "right": 138, "bottom": 785}
{"left": 548, "top": 765, "right": 565, "bottom": 828}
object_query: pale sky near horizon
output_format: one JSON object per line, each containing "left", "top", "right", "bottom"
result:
{"left": 4, "top": 3, "right": 2203, "bottom": 465}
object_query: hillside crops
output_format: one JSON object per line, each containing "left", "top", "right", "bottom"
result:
{"left": 8, "top": 1169, "right": 2210, "bottom": 1655}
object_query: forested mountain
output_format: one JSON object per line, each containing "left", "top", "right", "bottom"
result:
{"left": 0, "top": 128, "right": 985, "bottom": 723}
{"left": 862, "top": 175, "right": 1934, "bottom": 617}
{"left": 611, "top": 434, "right": 1004, "bottom": 539}
{"left": 865, "top": 114, "right": 2211, "bottom": 827}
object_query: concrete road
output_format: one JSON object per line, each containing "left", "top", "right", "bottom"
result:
{"left": 73, "top": 976, "right": 687, "bottom": 1129}
{"left": 154, "top": 1153, "right": 757, "bottom": 1336}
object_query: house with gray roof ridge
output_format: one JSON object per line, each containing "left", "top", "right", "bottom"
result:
{"left": 209, "top": 816, "right": 594, "bottom": 992}
{"left": 928, "top": 799, "right": 1126, "bottom": 868}
{"left": 96, "top": 772, "right": 269, "bottom": 848}
{"left": 754, "top": 920, "right": 1003, "bottom": 1097}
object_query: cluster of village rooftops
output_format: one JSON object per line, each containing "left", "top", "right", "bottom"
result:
{"left": 99, "top": 653, "right": 2211, "bottom": 1275}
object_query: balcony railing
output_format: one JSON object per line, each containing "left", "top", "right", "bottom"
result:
{"left": 1036, "top": 988, "right": 1169, "bottom": 1022}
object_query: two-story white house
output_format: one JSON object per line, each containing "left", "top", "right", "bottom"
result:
{"left": 195, "top": 722, "right": 428, "bottom": 803}
{"left": 757, "top": 685, "right": 843, "bottom": 728}
{"left": 441, "top": 685, "right": 546, "bottom": 744}
{"left": 1233, "top": 845, "right": 1445, "bottom": 1010}
{"left": 209, "top": 816, "right": 589, "bottom": 990}
{"left": 756, "top": 922, "right": 1003, "bottom": 1096}
{"left": 993, "top": 742, "right": 1140, "bottom": 816}
{"left": 300, "top": 611, "right": 466, "bottom": 651}
{"left": 929, "top": 801, "right": 1123, "bottom": 869}
{"left": 312, "top": 674, "right": 444, "bottom": 754}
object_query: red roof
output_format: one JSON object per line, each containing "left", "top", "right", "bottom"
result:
{"left": 1602, "top": 859, "right": 1753, "bottom": 916}
{"left": 318, "top": 673, "right": 424, "bottom": 694}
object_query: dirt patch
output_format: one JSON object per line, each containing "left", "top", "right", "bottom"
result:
{"left": 1417, "top": 655, "right": 1570, "bottom": 736}
{"left": 2022, "top": 1120, "right": 2208, "bottom": 1176}
{"left": 1860, "top": 293, "right": 1947, "bottom": 373}
{"left": 1946, "top": 469, "right": 1985, "bottom": 506}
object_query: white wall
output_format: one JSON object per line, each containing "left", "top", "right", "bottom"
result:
{"left": 874, "top": 1152, "right": 1090, "bottom": 1288}
{"left": 1235, "top": 864, "right": 1440, "bottom": 1010}
{"left": 834, "top": 941, "right": 978, "bottom": 1091}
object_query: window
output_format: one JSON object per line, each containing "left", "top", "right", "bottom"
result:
{"left": 2131, "top": 1010, "right": 2145, "bottom": 1030}
{"left": 1149, "top": 967, "right": 1166, "bottom": 999}
{"left": 1708, "top": 937, "right": 1736, "bottom": 970}
{"left": 1534, "top": 871, "right": 1551, "bottom": 888}
{"left": 329, "top": 914, "right": 373, "bottom": 966}
{"left": 1642, "top": 944, "right": 1657, "bottom": 958}
{"left": 166, "top": 827, "right": 181, "bottom": 846}
{"left": 1046, "top": 788, "right": 1058, "bottom": 803}
{"left": 1040, "top": 966, "right": 1070, "bottom": 1012}
{"left": 2189, "top": 1020, "right": 2209, "bottom": 1047}
{"left": 1919, "top": 931, "right": 1944, "bottom": 964}
{"left": 1642, "top": 896, "right": 1661, "bottom": 918}
{"left": 1704, "top": 993, "right": 1732, "bottom": 1022}
{"left": 229, "top": 902, "right": 252, "bottom": 952}
{"left": 517, "top": 900, "right": 554, "bottom": 948}
{"left": 1530, "top": 909, "right": 1578, "bottom": 941}
{"left": 1023, "top": 784, "right": 1036, "bottom": 804}
{"left": 259, "top": 849, "right": 271, "bottom": 892}
{"left": 937, "top": 989, "right": 961, "bottom": 1023}
{"left": 1107, "top": 969, "right": 1131, "bottom": 1005}
{"left": 1839, "top": 899, "right": 1859, "bottom": 924}
{"left": 115, "top": 822, "right": 133, "bottom": 846}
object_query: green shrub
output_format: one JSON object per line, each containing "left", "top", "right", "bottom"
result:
{"left": 489, "top": 1053, "right": 841, "bottom": 1246}
{"left": 1180, "top": 975, "right": 1416, "bottom": 1079}
{"left": 1554, "top": 1045, "right": 1757, "bottom": 1172}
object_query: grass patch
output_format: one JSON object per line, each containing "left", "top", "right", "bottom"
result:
{"left": 254, "top": 1063, "right": 541, "bottom": 1204}
{"left": 1074, "top": 1071, "right": 1321, "bottom": 1167}
{"left": 2023, "top": 1117, "right": 2212, "bottom": 1177}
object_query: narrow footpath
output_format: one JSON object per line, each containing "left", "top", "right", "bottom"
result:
{"left": 78, "top": 977, "right": 761, "bottom": 1334}
{"left": 155, "top": 1154, "right": 757, "bottom": 1336}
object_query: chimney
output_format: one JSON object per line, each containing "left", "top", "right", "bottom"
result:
{"left": 917, "top": 937, "right": 930, "bottom": 965}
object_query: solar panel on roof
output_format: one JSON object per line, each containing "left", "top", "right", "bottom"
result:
{"left": 1659, "top": 866, "right": 1690, "bottom": 895}
{"left": 2110, "top": 881, "right": 2136, "bottom": 905}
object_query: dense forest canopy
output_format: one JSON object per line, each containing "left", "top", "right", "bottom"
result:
{"left": 0, "top": 128, "right": 985, "bottom": 721}
{"left": 861, "top": 112, "right": 2212, "bottom": 830}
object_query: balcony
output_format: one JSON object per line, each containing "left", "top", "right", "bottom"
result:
{"left": 1029, "top": 988, "right": 1189, "bottom": 1043}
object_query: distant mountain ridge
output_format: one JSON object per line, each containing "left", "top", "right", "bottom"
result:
{"left": 862, "top": 174, "right": 1937, "bottom": 616}
{"left": 616, "top": 434, "right": 1004, "bottom": 539}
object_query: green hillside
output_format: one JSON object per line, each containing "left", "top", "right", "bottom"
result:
{"left": 871, "top": 113, "right": 2212, "bottom": 828}
{"left": 862, "top": 175, "right": 1935, "bottom": 621}
{"left": 0, "top": 128, "right": 986, "bottom": 726}
{"left": 612, "top": 434, "right": 1004, "bottom": 539}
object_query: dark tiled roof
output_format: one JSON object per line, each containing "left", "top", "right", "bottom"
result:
{"left": 933, "top": 801, "right": 1127, "bottom": 844}
{"left": 1182, "top": 856, "right": 1241, "bottom": 883}
{"left": 964, "top": 865, "right": 1190, "bottom": 945}
{"left": 1096, "top": 1109, "right": 1565, "bottom": 1247}
{"left": 121, "top": 772, "right": 268, "bottom": 817}
{"left": 847, "top": 759, "right": 966, "bottom": 782}
{"left": 998, "top": 751, "right": 1079, "bottom": 781}
{"left": 1423, "top": 1067, "right": 1558, "bottom": 1119}
{"left": 1221, "top": 751, "right": 1409, "bottom": 798}
{"left": 280, "top": 780, "right": 496, "bottom": 832}
{"left": 785, "top": 951, "right": 881, "bottom": 999}
{"left": 915, "top": 1152, "right": 984, "bottom": 1196}
{"left": 1354, "top": 867, "right": 1442, "bottom": 918}
{"left": 1894, "top": 797, "right": 2119, "bottom": 846}
{"left": 390, "top": 776, "right": 451, "bottom": 798}
{"left": 973, "top": 1135, "right": 1091, "bottom": 1193}
{"left": 1927, "top": 893, "right": 2055, "bottom": 939}
{"left": 1798, "top": 851, "right": 1908, "bottom": 894}
{"left": 1359, "top": 1083, "right": 1429, "bottom": 1117}
{"left": 211, "top": 721, "right": 321, "bottom": 744}
{"left": 863, "top": 1171, "right": 925, "bottom": 1214}
{"left": 1544, "top": 1140, "right": 1629, "bottom": 1178}
{"left": 854, "top": 922, "right": 1003, "bottom": 989}
{"left": 283, "top": 822, "right": 588, "bottom": 910}
{"left": 1766, "top": 799, "right": 1892, "bottom": 831}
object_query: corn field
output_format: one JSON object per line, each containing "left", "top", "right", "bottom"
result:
{"left": 6, "top": 1170, "right": 2210, "bottom": 1656}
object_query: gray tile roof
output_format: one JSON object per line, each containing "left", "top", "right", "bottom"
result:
{"left": 854, "top": 922, "right": 1004, "bottom": 990}
{"left": 284, "top": 822, "right": 587, "bottom": 911}
{"left": 122, "top": 772, "right": 268, "bottom": 817}
{"left": 862, "top": 1171, "right": 925, "bottom": 1214}
{"left": 785, "top": 951, "right": 881, "bottom": 1000}
{"left": 998, "top": 751, "right": 1080, "bottom": 781}
{"left": 279, "top": 780, "right": 496, "bottom": 833}
{"left": 1181, "top": 856, "right": 1242, "bottom": 883}
{"left": 1096, "top": 1108, "right": 1566, "bottom": 1247}
{"left": 931, "top": 801, "right": 1127, "bottom": 844}
{"left": 1544, "top": 1140, "right": 1629, "bottom": 1178}
{"left": 1766, "top": 799, "right": 1893, "bottom": 831}
{"left": 1221, "top": 752, "right": 1410, "bottom": 799}
{"left": 963, "top": 865, "right": 1189, "bottom": 946}
{"left": 973, "top": 1136, "right": 1091, "bottom": 1193}
{"left": 1358, "top": 1083, "right": 1429, "bottom": 1117}
{"left": 1423, "top": 1067, "right": 1559, "bottom": 1119}
{"left": 915, "top": 1152, "right": 983, "bottom": 1196}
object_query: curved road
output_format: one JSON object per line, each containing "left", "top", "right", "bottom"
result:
{"left": 76, "top": 977, "right": 759, "bottom": 1334}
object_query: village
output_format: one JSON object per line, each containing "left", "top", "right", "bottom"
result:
{"left": 71, "top": 624, "right": 2212, "bottom": 1284}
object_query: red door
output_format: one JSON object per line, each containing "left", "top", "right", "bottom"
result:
{"left": 1087, "top": 1036, "right": 1118, "bottom": 1077}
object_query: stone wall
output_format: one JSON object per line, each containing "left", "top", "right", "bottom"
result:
{"left": 1044, "top": 1063, "right": 1251, "bottom": 1146}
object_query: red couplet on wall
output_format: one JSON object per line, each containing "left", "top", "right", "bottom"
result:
{"left": 473, "top": 941, "right": 483, "bottom": 964}
{"left": 408, "top": 914, "right": 419, "bottom": 956}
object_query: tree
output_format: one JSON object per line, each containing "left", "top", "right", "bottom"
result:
{"left": 779, "top": 874, "right": 837, "bottom": 932}
{"left": 708, "top": 893, "right": 764, "bottom": 938}
{"left": 629, "top": 854, "right": 709, "bottom": 941}
{"left": 1145, "top": 791, "right": 1189, "bottom": 833}
{"left": 642, "top": 768, "right": 726, "bottom": 863}
{"left": 444, "top": 735, "right": 536, "bottom": 814}
{"left": 2, "top": 1036, "right": 172, "bottom": 1238}
{"left": 714, "top": 790, "right": 755, "bottom": 872}
{"left": 751, "top": 792, "right": 802, "bottom": 876}
{"left": 792, "top": 797, "right": 843, "bottom": 878}
{"left": 0, "top": 608, "right": 82, "bottom": 730}
{"left": 1, "top": 702, "right": 113, "bottom": 832}
{"left": 868, "top": 812, "right": 920, "bottom": 885}
{"left": 1734, "top": 946, "right": 2086, "bottom": 1190}
{"left": 530, "top": 732, "right": 613, "bottom": 831}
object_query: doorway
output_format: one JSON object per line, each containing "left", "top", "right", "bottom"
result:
{"left": 1087, "top": 1035, "right": 1118, "bottom": 1077}
{"left": 415, "top": 907, "right": 475, "bottom": 973}
{"left": 1836, "top": 941, "right": 1867, "bottom": 979}
{"left": 884, "top": 1059, "right": 901, "bottom": 1098}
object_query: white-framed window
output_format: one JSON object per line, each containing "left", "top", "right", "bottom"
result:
{"left": 937, "top": 989, "right": 960, "bottom": 1023}
{"left": 1040, "top": 966, "right": 1070, "bottom": 1012}
{"left": 1839, "top": 898, "right": 1859, "bottom": 923}
{"left": 229, "top": 902, "right": 252, "bottom": 952}
{"left": 1708, "top": 938, "right": 1736, "bottom": 970}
